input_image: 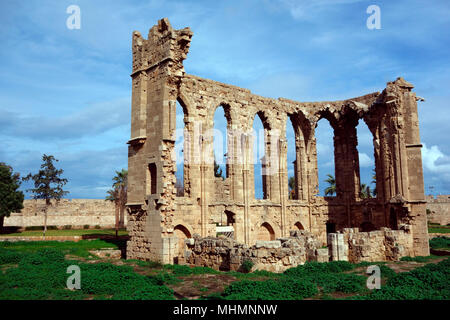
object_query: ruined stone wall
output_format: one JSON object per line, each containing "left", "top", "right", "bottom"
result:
{"left": 126, "top": 18, "right": 429, "bottom": 264}
{"left": 426, "top": 195, "right": 450, "bottom": 225}
{"left": 328, "top": 228, "right": 413, "bottom": 263}
{"left": 4, "top": 199, "right": 120, "bottom": 228}
{"left": 185, "top": 231, "right": 328, "bottom": 273}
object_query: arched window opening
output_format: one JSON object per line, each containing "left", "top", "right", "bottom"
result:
{"left": 213, "top": 106, "right": 227, "bottom": 179}
{"left": 356, "top": 119, "right": 376, "bottom": 199}
{"left": 315, "top": 118, "right": 335, "bottom": 196}
{"left": 175, "top": 100, "right": 185, "bottom": 197}
{"left": 253, "top": 113, "right": 267, "bottom": 199}
{"left": 287, "top": 118, "right": 297, "bottom": 199}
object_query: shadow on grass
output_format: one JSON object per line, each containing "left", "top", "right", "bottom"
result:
{"left": 80, "top": 235, "right": 129, "bottom": 259}
{"left": 0, "top": 227, "right": 23, "bottom": 235}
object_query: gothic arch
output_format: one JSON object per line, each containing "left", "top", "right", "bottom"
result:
{"left": 257, "top": 222, "right": 276, "bottom": 241}
{"left": 177, "top": 91, "right": 193, "bottom": 118}
{"left": 294, "top": 221, "right": 304, "bottom": 230}
{"left": 250, "top": 109, "right": 272, "bottom": 130}
{"left": 173, "top": 224, "right": 192, "bottom": 264}
{"left": 207, "top": 101, "right": 233, "bottom": 128}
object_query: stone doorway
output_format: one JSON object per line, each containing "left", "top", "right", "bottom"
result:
{"left": 174, "top": 224, "right": 191, "bottom": 264}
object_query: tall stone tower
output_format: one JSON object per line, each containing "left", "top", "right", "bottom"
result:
{"left": 126, "top": 18, "right": 193, "bottom": 263}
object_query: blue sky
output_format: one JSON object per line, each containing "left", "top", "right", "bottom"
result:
{"left": 1, "top": 0, "right": 449, "bottom": 198}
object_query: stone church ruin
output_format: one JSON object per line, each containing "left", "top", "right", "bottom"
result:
{"left": 126, "top": 18, "right": 429, "bottom": 271}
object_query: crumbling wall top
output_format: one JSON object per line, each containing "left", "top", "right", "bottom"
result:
{"left": 131, "top": 18, "right": 193, "bottom": 76}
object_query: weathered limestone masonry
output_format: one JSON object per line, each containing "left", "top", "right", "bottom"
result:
{"left": 328, "top": 228, "right": 413, "bottom": 263}
{"left": 126, "top": 18, "right": 429, "bottom": 265}
{"left": 426, "top": 195, "right": 450, "bottom": 225}
{"left": 4, "top": 199, "right": 120, "bottom": 229}
{"left": 185, "top": 230, "right": 328, "bottom": 273}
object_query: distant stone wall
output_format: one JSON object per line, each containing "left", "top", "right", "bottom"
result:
{"left": 4, "top": 199, "right": 125, "bottom": 229}
{"left": 185, "top": 230, "right": 328, "bottom": 273}
{"left": 328, "top": 228, "right": 413, "bottom": 263}
{"left": 426, "top": 195, "right": 450, "bottom": 225}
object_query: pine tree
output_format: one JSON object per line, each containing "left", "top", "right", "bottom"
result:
{"left": 23, "top": 154, "right": 69, "bottom": 238}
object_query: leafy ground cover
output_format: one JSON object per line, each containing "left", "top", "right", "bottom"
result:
{"left": 0, "top": 238, "right": 448, "bottom": 300}
{"left": 429, "top": 236, "right": 450, "bottom": 250}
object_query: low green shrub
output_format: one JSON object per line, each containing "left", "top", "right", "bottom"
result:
{"left": 379, "top": 264, "right": 396, "bottom": 279}
{"left": 0, "top": 247, "right": 175, "bottom": 300}
{"left": 0, "top": 248, "right": 26, "bottom": 265}
{"left": 18, "top": 248, "right": 65, "bottom": 267}
{"left": 240, "top": 259, "right": 254, "bottom": 273}
{"left": 358, "top": 257, "right": 450, "bottom": 300}
{"left": 284, "top": 260, "right": 354, "bottom": 278}
{"left": 429, "top": 236, "right": 450, "bottom": 250}
{"left": 221, "top": 278, "right": 318, "bottom": 300}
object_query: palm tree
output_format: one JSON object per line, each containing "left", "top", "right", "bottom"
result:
{"left": 105, "top": 169, "right": 128, "bottom": 237}
{"left": 371, "top": 169, "right": 377, "bottom": 197}
{"left": 112, "top": 169, "right": 128, "bottom": 228}
{"left": 105, "top": 188, "right": 120, "bottom": 237}
{"left": 324, "top": 174, "right": 336, "bottom": 196}
{"left": 360, "top": 183, "right": 372, "bottom": 199}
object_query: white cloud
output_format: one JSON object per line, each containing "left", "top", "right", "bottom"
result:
{"left": 278, "top": 0, "right": 364, "bottom": 20}
{"left": 358, "top": 152, "right": 373, "bottom": 168}
{"left": 0, "top": 97, "right": 130, "bottom": 140}
{"left": 422, "top": 143, "right": 450, "bottom": 174}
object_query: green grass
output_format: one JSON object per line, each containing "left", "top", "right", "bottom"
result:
{"left": 0, "top": 248, "right": 174, "bottom": 300}
{"left": 0, "top": 239, "right": 124, "bottom": 258}
{"left": 428, "top": 227, "right": 450, "bottom": 234}
{"left": 0, "top": 228, "right": 128, "bottom": 237}
{"left": 428, "top": 223, "right": 450, "bottom": 234}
